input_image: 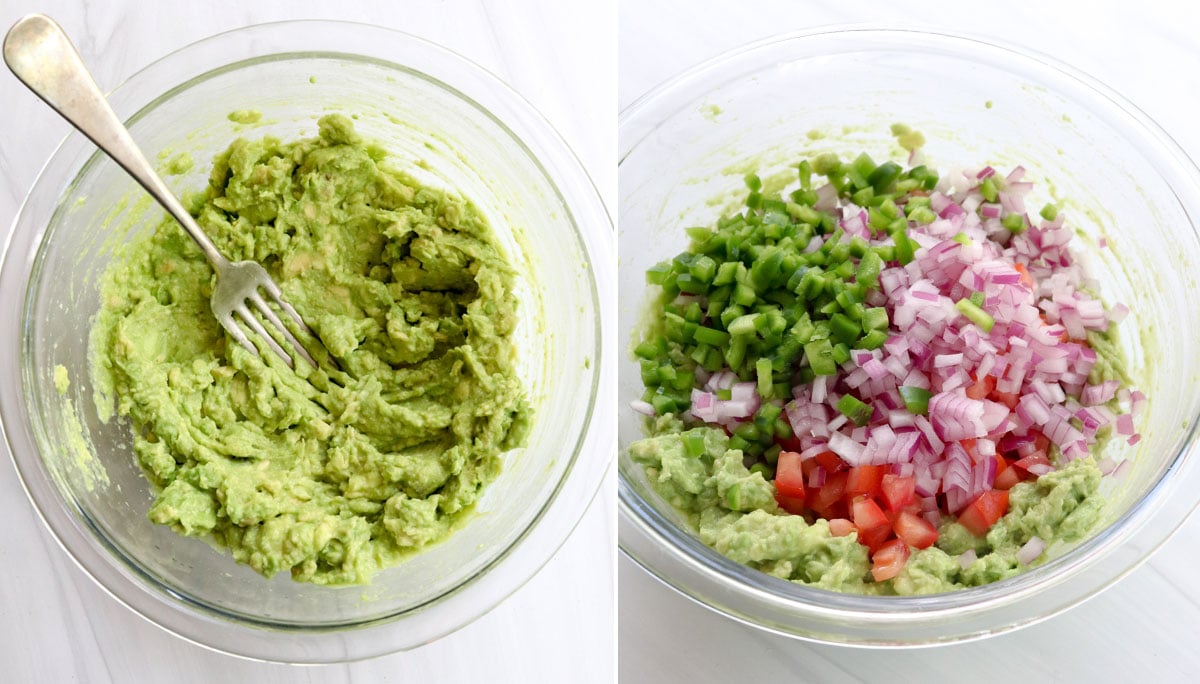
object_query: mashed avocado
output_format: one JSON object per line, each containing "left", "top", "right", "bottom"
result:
{"left": 630, "top": 420, "right": 1104, "bottom": 595}
{"left": 91, "top": 114, "right": 531, "bottom": 585}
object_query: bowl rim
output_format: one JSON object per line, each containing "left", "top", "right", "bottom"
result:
{"left": 617, "top": 24, "right": 1200, "bottom": 647}
{"left": 0, "top": 18, "right": 614, "bottom": 663}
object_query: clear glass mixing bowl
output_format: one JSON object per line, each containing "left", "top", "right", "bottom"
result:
{"left": 0, "top": 20, "right": 613, "bottom": 662}
{"left": 618, "top": 28, "right": 1200, "bottom": 646}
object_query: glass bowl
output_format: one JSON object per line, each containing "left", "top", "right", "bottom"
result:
{"left": 0, "top": 20, "right": 613, "bottom": 663}
{"left": 618, "top": 27, "right": 1200, "bottom": 646}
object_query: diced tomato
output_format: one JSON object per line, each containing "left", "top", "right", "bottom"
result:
{"left": 991, "top": 390, "right": 1020, "bottom": 409}
{"left": 776, "top": 434, "right": 806, "bottom": 453}
{"left": 827, "top": 518, "right": 855, "bottom": 537}
{"left": 851, "top": 495, "right": 888, "bottom": 528}
{"left": 1014, "top": 263, "right": 1034, "bottom": 289}
{"left": 852, "top": 496, "right": 892, "bottom": 551}
{"left": 774, "top": 451, "right": 806, "bottom": 498}
{"left": 965, "top": 374, "right": 996, "bottom": 400}
{"left": 1013, "top": 451, "right": 1051, "bottom": 474}
{"left": 775, "top": 492, "right": 807, "bottom": 515}
{"left": 800, "top": 457, "right": 817, "bottom": 479}
{"left": 959, "top": 438, "right": 981, "bottom": 465}
{"left": 773, "top": 451, "right": 807, "bottom": 514}
{"left": 809, "top": 470, "right": 848, "bottom": 519}
{"left": 870, "top": 539, "right": 911, "bottom": 581}
{"left": 958, "top": 490, "right": 1010, "bottom": 536}
{"left": 994, "top": 466, "right": 1022, "bottom": 490}
{"left": 815, "top": 450, "right": 848, "bottom": 474}
{"left": 858, "top": 525, "right": 892, "bottom": 551}
{"left": 845, "top": 465, "right": 886, "bottom": 499}
{"left": 880, "top": 474, "right": 916, "bottom": 512}
{"left": 892, "top": 511, "right": 938, "bottom": 549}
{"left": 1033, "top": 432, "right": 1050, "bottom": 452}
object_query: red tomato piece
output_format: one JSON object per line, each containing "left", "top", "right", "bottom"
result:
{"left": 958, "top": 490, "right": 1010, "bottom": 537}
{"left": 858, "top": 525, "right": 892, "bottom": 552}
{"left": 994, "top": 466, "right": 1022, "bottom": 490}
{"left": 870, "top": 539, "right": 911, "bottom": 581}
{"left": 992, "top": 454, "right": 1021, "bottom": 490}
{"left": 852, "top": 496, "right": 888, "bottom": 529}
{"left": 775, "top": 492, "right": 807, "bottom": 515}
{"left": 1013, "top": 451, "right": 1051, "bottom": 474}
{"left": 815, "top": 450, "right": 848, "bottom": 474}
{"left": 776, "top": 434, "right": 806, "bottom": 453}
{"left": 774, "top": 451, "right": 806, "bottom": 499}
{"left": 1014, "top": 263, "right": 1035, "bottom": 289}
{"left": 845, "top": 465, "right": 886, "bottom": 499}
{"left": 1033, "top": 431, "right": 1050, "bottom": 452}
{"left": 965, "top": 374, "right": 996, "bottom": 400}
{"left": 991, "top": 390, "right": 1020, "bottom": 409}
{"left": 852, "top": 496, "right": 892, "bottom": 550}
{"left": 880, "top": 474, "right": 916, "bottom": 512}
{"left": 959, "top": 438, "right": 979, "bottom": 460}
{"left": 810, "top": 470, "right": 848, "bottom": 519}
{"left": 827, "top": 518, "right": 855, "bottom": 537}
{"left": 893, "top": 510, "right": 938, "bottom": 549}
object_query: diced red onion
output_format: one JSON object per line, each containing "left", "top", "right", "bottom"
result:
{"left": 829, "top": 431, "right": 866, "bottom": 466}
{"left": 959, "top": 549, "right": 978, "bottom": 569}
{"left": 1016, "top": 536, "right": 1046, "bottom": 565}
{"left": 630, "top": 400, "right": 655, "bottom": 416}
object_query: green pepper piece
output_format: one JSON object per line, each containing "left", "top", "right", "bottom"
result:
{"left": 899, "top": 386, "right": 933, "bottom": 415}
{"left": 837, "top": 394, "right": 874, "bottom": 426}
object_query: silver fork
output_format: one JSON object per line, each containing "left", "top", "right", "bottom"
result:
{"left": 4, "top": 14, "right": 321, "bottom": 370}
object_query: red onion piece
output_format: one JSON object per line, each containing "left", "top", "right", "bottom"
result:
{"left": 1017, "top": 536, "right": 1046, "bottom": 565}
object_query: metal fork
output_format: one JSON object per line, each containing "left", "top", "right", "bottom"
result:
{"left": 4, "top": 14, "right": 320, "bottom": 370}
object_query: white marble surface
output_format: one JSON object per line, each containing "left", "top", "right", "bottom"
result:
{"left": 0, "top": 1, "right": 613, "bottom": 682}
{"left": 620, "top": 1, "right": 1200, "bottom": 682}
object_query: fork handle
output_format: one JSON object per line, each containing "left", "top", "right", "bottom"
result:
{"left": 4, "top": 14, "right": 228, "bottom": 269}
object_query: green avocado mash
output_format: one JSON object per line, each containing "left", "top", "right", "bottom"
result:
{"left": 630, "top": 419, "right": 1103, "bottom": 595}
{"left": 91, "top": 114, "right": 532, "bottom": 585}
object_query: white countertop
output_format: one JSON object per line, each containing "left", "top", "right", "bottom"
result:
{"left": 619, "top": 1, "right": 1200, "bottom": 682}
{"left": 0, "top": 1, "right": 613, "bottom": 681}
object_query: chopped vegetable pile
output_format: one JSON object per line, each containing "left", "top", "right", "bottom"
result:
{"left": 631, "top": 137, "right": 1142, "bottom": 585}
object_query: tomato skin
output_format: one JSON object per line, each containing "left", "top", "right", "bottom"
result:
{"left": 880, "top": 474, "right": 916, "bottom": 512}
{"left": 958, "top": 490, "right": 1010, "bottom": 536}
{"left": 845, "top": 465, "right": 886, "bottom": 499}
{"left": 774, "top": 451, "right": 806, "bottom": 499}
{"left": 871, "top": 539, "right": 911, "bottom": 581}
{"left": 893, "top": 511, "right": 938, "bottom": 549}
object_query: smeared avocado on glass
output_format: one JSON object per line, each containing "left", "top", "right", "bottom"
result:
{"left": 91, "top": 114, "right": 532, "bottom": 585}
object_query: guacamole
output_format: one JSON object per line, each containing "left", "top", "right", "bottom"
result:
{"left": 630, "top": 422, "right": 1103, "bottom": 595}
{"left": 91, "top": 114, "right": 532, "bottom": 585}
